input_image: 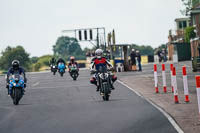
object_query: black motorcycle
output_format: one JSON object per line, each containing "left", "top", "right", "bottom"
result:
{"left": 51, "top": 65, "right": 57, "bottom": 75}
{"left": 91, "top": 66, "right": 112, "bottom": 101}
{"left": 8, "top": 73, "right": 25, "bottom": 105}
{"left": 69, "top": 64, "right": 79, "bottom": 80}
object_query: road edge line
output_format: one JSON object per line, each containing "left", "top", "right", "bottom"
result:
{"left": 117, "top": 80, "right": 184, "bottom": 133}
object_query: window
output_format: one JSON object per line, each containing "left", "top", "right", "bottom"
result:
{"left": 178, "top": 21, "right": 187, "bottom": 29}
{"left": 183, "top": 21, "right": 187, "bottom": 28}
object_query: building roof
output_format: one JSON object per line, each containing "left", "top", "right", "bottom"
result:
{"left": 175, "top": 18, "right": 190, "bottom": 22}
{"left": 191, "top": 8, "right": 200, "bottom": 14}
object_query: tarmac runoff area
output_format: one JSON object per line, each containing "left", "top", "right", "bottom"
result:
{"left": 117, "top": 61, "right": 200, "bottom": 133}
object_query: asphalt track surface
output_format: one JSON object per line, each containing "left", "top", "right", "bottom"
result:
{"left": 0, "top": 70, "right": 178, "bottom": 133}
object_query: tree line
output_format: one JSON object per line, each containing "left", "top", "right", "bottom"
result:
{"left": 0, "top": 36, "right": 165, "bottom": 72}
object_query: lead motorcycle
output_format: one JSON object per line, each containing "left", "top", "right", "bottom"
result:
{"left": 91, "top": 66, "right": 112, "bottom": 101}
{"left": 51, "top": 64, "right": 57, "bottom": 75}
{"left": 69, "top": 64, "right": 79, "bottom": 80}
{"left": 58, "top": 62, "right": 65, "bottom": 77}
{"left": 8, "top": 73, "right": 25, "bottom": 105}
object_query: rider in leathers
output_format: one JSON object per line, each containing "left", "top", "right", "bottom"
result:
{"left": 68, "top": 56, "right": 79, "bottom": 72}
{"left": 6, "top": 60, "right": 27, "bottom": 95}
{"left": 90, "top": 49, "right": 117, "bottom": 91}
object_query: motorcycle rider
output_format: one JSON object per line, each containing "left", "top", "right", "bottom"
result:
{"left": 57, "top": 57, "right": 66, "bottom": 71}
{"left": 68, "top": 56, "right": 79, "bottom": 73}
{"left": 57, "top": 57, "right": 66, "bottom": 66}
{"left": 6, "top": 60, "right": 27, "bottom": 95}
{"left": 90, "top": 49, "right": 117, "bottom": 91}
{"left": 49, "top": 57, "right": 56, "bottom": 66}
{"left": 49, "top": 57, "right": 57, "bottom": 72}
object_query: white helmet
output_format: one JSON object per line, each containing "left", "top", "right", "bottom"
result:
{"left": 95, "top": 49, "right": 103, "bottom": 56}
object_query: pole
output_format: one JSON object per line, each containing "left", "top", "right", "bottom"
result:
{"left": 162, "top": 64, "right": 167, "bottom": 93}
{"left": 195, "top": 76, "right": 200, "bottom": 118}
{"left": 154, "top": 64, "right": 159, "bottom": 93}
{"left": 104, "top": 28, "right": 106, "bottom": 51}
{"left": 172, "top": 67, "right": 179, "bottom": 104}
{"left": 97, "top": 28, "right": 99, "bottom": 48}
{"left": 182, "top": 66, "right": 190, "bottom": 102}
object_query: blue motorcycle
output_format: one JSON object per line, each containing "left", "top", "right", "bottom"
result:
{"left": 58, "top": 63, "right": 65, "bottom": 77}
{"left": 9, "top": 73, "right": 25, "bottom": 105}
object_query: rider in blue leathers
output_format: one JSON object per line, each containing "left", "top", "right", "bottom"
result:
{"left": 6, "top": 60, "right": 27, "bottom": 95}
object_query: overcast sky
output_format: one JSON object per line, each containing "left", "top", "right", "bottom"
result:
{"left": 0, "top": 0, "right": 184, "bottom": 57}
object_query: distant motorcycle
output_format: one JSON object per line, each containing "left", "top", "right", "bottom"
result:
{"left": 91, "top": 66, "right": 112, "bottom": 101}
{"left": 8, "top": 73, "right": 25, "bottom": 105}
{"left": 58, "top": 63, "right": 65, "bottom": 77}
{"left": 51, "top": 65, "right": 57, "bottom": 75}
{"left": 69, "top": 64, "right": 79, "bottom": 80}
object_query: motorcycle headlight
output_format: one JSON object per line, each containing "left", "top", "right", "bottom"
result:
{"left": 99, "top": 73, "right": 109, "bottom": 79}
{"left": 13, "top": 83, "right": 16, "bottom": 86}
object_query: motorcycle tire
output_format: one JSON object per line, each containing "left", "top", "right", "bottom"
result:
{"left": 102, "top": 83, "right": 110, "bottom": 101}
{"left": 13, "top": 88, "right": 21, "bottom": 105}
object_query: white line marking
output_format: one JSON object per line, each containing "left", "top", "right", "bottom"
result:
{"left": 32, "top": 82, "right": 40, "bottom": 87}
{"left": 117, "top": 80, "right": 184, "bottom": 133}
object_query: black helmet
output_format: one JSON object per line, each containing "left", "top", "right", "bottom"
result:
{"left": 12, "top": 60, "right": 20, "bottom": 70}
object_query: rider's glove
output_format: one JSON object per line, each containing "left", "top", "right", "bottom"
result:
{"left": 24, "top": 83, "right": 26, "bottom": 88}
{"left": 6, "top": 83, "right": 9, "bottom": 89}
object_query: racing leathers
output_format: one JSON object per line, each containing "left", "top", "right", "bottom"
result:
{"left": 90, "top": 56, "right": 117, "bottom": 91}
{"left": 6, "top": 67, "right": 27, "bottom": 94}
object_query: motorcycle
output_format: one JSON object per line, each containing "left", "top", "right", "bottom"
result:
{"left": 58, "top": 62, "right": 65, "bottom": 77}
{"left": 8, "top": 73, "right": 25, "bottom": 105}
{"left": 69, "top": 64, "right": 79, "bottom": 80}
{"left": 91, "top": 66, "right": 112, "bottom": 101}
{"left": 51, "top": 64, "right": 57, "bottom": 75}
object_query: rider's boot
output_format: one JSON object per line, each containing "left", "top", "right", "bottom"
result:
{"left": 111, "top": 84, "right": 115, "bottom": 90}
{"left": 111, "top": 75, "right": 117, "bottom": 90}
{"left": 96, "top": 86, "right": 100, "bottom": 91}
{"left": 90, "top": 77, "right": 98, "bottom": 91}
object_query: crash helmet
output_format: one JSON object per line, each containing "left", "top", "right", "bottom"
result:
{"left": 70, "top": 56, "right": 75, "bottom": 62}
{"left": 12, "top": 60, "right": 20, "bottom": 70}
{"left": 95, "top": 49, "right": 103, "bottom": 58}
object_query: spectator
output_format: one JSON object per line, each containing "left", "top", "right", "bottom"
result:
{"left": 161, "top": 48, "right": 167, "bottom": 62}
{"left": 157, "top": 50, "right": 162, "bottom": 63}
{"left": 130, "top": 49, "right": 136, "bottom": 66}
{"left": 136, "top": 50, "right": 142, "bottom": 71}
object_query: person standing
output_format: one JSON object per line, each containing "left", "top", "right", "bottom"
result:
{"left": 136, "top": 50, "right": 142, "bottom": 71}
{"left": 130, "top": 49, "right": 136, "bottom": 70}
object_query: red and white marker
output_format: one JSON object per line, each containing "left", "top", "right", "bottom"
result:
{"left": 195, "top": 76, "right": 200, "bottom": 116}
{"left": 182, "top": 66, "right": 190, "bottom": 102}
{"left": 154, "top": 64, "right": 159, "bottom": 93}
{"left": 172, "top": 67, "right": 179, "bottom": 103}
{"left": 170, "top": 64, "right": 174, "bottom": 93}
{"left": 162, "top": 64, "right": 167, "bottom": 93}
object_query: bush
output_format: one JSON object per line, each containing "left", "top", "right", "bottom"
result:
{"left": 184, "top": 26, "right": 196, "bottom": 43}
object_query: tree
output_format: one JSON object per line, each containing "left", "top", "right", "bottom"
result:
{"left": 30, "top": 56, "right": 39, "bottom": 64}
{"left": 130, "top": 44, "right": 154, "bottom": 55}
{"left": 184, "top": 26, "right": 196, "bottom": 43}
{"left": 32, "top": 55, "right": 52, "bottom": 71}
{"left": 0, "top": 46, "right": 30, "bottom": 70}
{"left": 181, "top": 0, "right": 192, "bottom": 15}
{"left": 53, "top": 36, "right": 85, "bottom": 59}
